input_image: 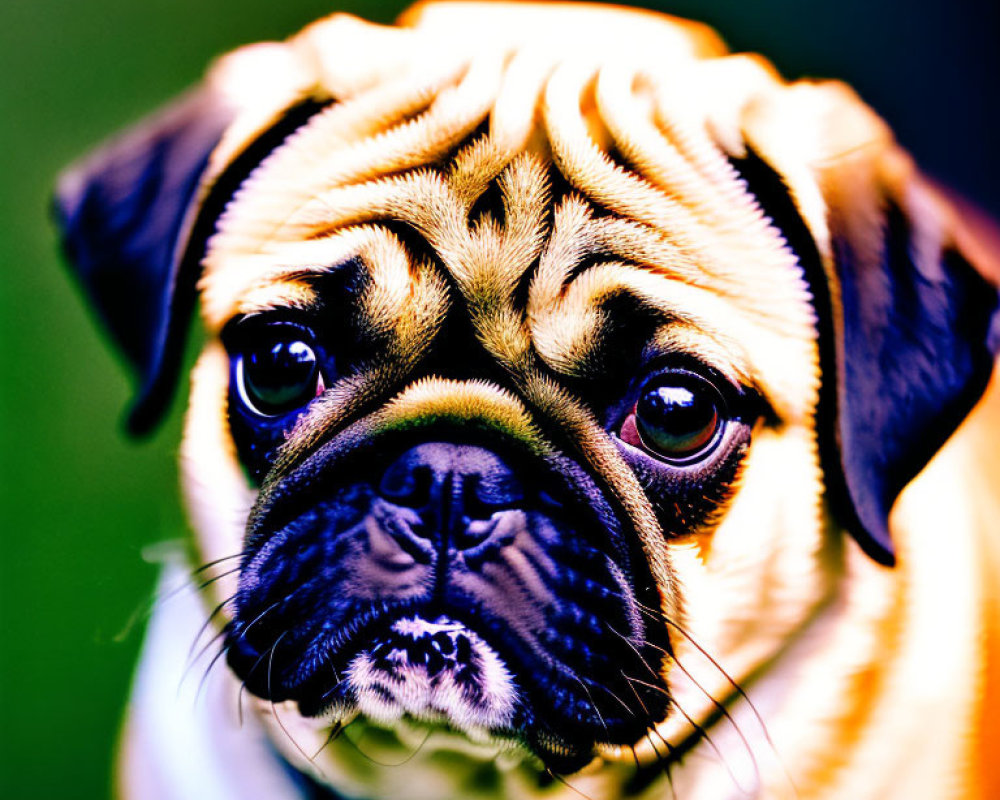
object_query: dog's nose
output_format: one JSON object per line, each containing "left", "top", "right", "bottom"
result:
{"left": 377, "top": 443, "right": 525, "bottom": 550}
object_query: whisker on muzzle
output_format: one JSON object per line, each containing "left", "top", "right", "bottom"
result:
{"left": 630, "top": 598, "right": 778, "bottom": 757}
{"left": 180, "top": 621, "right": 231, "bottom": 696}
{"left": 194, "top": 640, "right": 232, "bottom": 710}
{"left": 544, "top": 767, "right": 600, "bottom": 800}
{"left": 113, "top": 550, "right": 243, "bottom": 645}
{"left": 266, "top": 630, "right": 319, "bottom": 768}
{"left": 625, "top": 672, "right": 754, "bottom": 796}
{"left": 606, "top": 617, "right": 761, "bottom": 787}
{"left": 190, "top": 551, "right": 250, "bottom": 578}
{"left": 231, "top": 586, "right": 303, "bottom": 723}
{"left": 639, "top": 728, "right": 677, "bottom": 800}
{"left": 311, "top": 721, "right": 344, "bottom": 761}
{"left": 187, "top": 593, "right": 237, "bottom": 663}
{"left": 339, "top": 723, "right": 435, "bottom": 769}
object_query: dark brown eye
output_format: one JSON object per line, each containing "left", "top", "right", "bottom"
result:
{"left": 236, "top": 338, "right": 323, "bottom": 417}
{"left": 627, "top": 372, "right": 723, "bottom": 463}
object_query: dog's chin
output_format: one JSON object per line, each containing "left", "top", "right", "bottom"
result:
{"left": 239, "top": 606, "right": 605, "bottom": 773}
{"left": 339, "top": 616, "right": 518, "bottom": 738}
{"left": 284, "top": 613, "right": 557, "bottom": 770}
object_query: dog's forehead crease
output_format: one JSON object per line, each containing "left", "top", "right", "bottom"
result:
{"left": 200, "top": 11, "right": 815, "bottom": 344}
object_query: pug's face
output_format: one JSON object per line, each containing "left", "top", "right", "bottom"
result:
{"left": 56, "top": 3, "right": 997, "bottom": 795}
{"left": 178, "top": 16, "right": 831, "bottom": 783}
{"left": 184, "top": 145, "right": 821, "bottom": 765}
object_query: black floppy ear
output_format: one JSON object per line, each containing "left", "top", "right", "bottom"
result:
{"left": 822, "top": 160, "right": 999, "bottom": 565}
{"left": 738, "top": 83, "right": 1000, "bottom": 566}
{"left": 54, "top": 42, "right": 326, "bottom": 435}
{"left": 54, "top": 89, "right": 235, "bottom": 435}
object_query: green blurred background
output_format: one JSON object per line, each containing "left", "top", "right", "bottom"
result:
{"left": 0, "top": 0, "right": 996, "bottom": 797}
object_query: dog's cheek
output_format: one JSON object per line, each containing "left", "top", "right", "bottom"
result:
{"left": 666, "top": 424, "right": 836, "bottom": 715}
{"left": 180, "top": 342, "right": 257, "bottom": 604}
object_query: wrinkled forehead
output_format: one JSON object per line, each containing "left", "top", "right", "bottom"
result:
{"left": 200, "top": 3, "right": 819, "bottom": 421}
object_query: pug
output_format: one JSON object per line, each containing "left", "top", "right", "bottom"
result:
{"left": 55, "top": 3, "right": 1000, "bottom": 798}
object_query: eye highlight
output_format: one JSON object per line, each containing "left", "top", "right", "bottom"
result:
{"left": 235, "top": 335, "right": 324, "bottom": 417}
{"left": 620, "top": 370, "right": 725, "bottom": 464}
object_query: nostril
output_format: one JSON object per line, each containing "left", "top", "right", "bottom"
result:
{"left": 378, "top": 463, "right": 433, "bottom": 508}
{"left": 461, "top": 477, "right": 491, "bottom": 521}
{"left": 463, "top": 474, "right": 525, "bottom": 520}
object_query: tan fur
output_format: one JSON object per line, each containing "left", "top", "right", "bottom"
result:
{"left": 119, "top": 4, "right": 1000, "bottom": 798}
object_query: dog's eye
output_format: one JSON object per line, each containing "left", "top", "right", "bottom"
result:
{"left": 236, "top": 338, "right": 324, "bottom": 417}
{"left": 620, "top": 371, "right": 724, "bottom": 463}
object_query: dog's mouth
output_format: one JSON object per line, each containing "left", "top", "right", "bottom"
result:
{"left": 225, "top": 432, "right": 672, "bottom": 773}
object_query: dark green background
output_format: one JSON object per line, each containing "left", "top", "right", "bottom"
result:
{"left": 1, "top": 1, "right": 996, "bottom": 797}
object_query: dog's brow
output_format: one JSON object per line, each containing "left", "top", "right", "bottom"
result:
{"left": 203, "top": 225, "right": 438, "bottom": 332}
{"left": 199, "top": 17, "right": 825, "bottom": 426}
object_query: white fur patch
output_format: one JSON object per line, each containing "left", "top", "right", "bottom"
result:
{"left": 346, "top": 616, "right": 517, "bottom": 740}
